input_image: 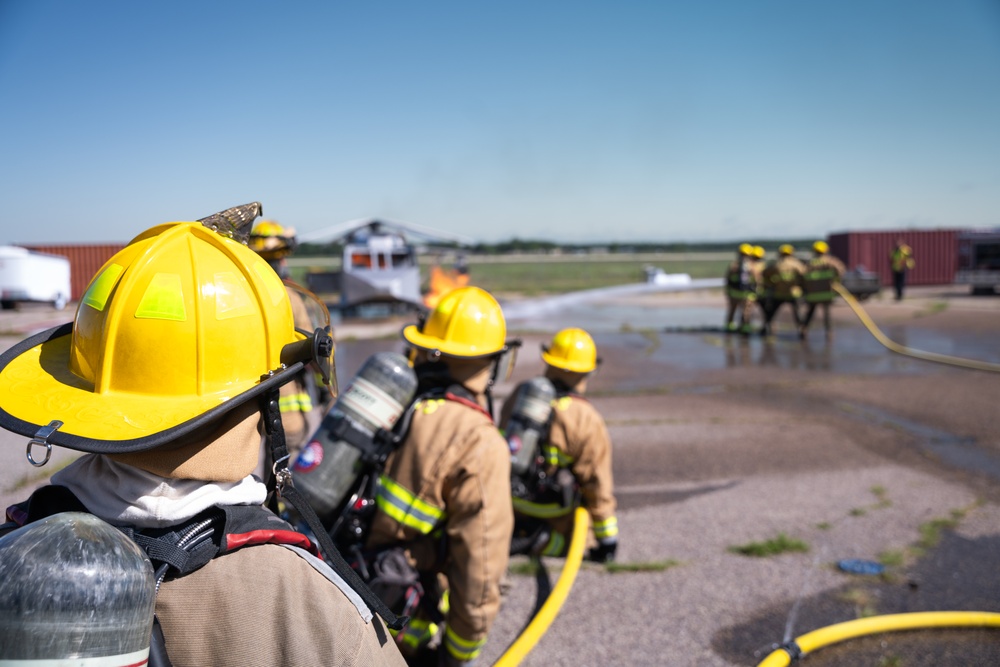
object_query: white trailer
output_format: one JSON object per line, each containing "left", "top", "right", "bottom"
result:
{"left": 0, "top": 245, "right": 71, "bottom": 310}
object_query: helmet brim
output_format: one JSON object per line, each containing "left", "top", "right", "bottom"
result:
{"left": 402, "top": 324, "right": 505, "bottom": 359}
{"left": 0, "top": 323, "right": 299, "bottom": 454}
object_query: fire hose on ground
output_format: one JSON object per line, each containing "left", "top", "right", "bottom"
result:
{"left": 493, "top": 507, "right": 590, "bottom": 667}
{"left": 833, "top": 283, "right": 1000, "bottom": 374}
{"left": 756, "top": 611, "right": 1000, "bottom": 666}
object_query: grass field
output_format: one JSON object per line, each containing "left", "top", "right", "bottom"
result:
{"left": 289, "top": 252, "right": 730, "bottom": 296}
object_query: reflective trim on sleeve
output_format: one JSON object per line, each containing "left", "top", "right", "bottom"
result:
{"left": 445, "top": 625, "right": 487, "bottom": 661}
{"left": 278, "top": 391, "right": 313, "bottom": 413}
{"left": 375, "top": 474, "right": 446, "bottom": 534}
{"left": 593, "top": 515, "right": 619, "bottom": 540}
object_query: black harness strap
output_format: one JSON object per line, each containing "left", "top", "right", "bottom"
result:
{"left": 261, "top": 389, "right": 408, "bottom": 631}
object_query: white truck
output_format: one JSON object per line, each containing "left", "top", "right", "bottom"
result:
{"left": 0, "top": 245, "right": 71, "bottom": 310}
{"left": 955, "top": 229, "right": 1000, "bottom": 295}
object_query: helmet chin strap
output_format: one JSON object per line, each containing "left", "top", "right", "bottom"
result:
{"left": 260, "top": 387, "right": 407, "bottom": 631}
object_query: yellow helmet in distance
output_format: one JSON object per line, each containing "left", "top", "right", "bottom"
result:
{"left": 779, "top": 244, "right": 795, "bottom": 256}
{"left": 738, "top": 243, "right": 753, "bottom": 256}
{"left": 812, "top": 240, "right": 829, "bottom": 255}
{"left": 753, "top": 245, "right": 765, "bottom": 259}
{"left": 0, "top": 219, "right": 320, "bottom": 453}
{"left": 249, "top": 220, "right": 298, "bottom": 260}
{"left": 542, "top": 327, "right": 599, "bottom": 374}
{"left": 402, "top": 286, "right": 507, "bottom": 358}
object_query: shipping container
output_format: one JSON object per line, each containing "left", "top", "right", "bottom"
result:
{"left": 826, "top": 229, "right": 963, "bottom": 287}
{"left": 20, "top": 243, "right": 126, "bottom": 301}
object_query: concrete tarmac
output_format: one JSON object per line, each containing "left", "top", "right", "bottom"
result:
{"left": 2, "top": 286, "right": 999, "bottom": 666}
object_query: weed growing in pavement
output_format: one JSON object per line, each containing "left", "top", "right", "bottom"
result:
{"left": 877, "top": 654, "right": 904, "bottom": 667}
{"left": 815, "top": 522, "right": 832, "bottom": 531}
{"left": 604, "top": 559, "right": 680, "bottom": 574}
{"left": 12, "top": 456, "right": 75, "bottom": 491}
{"left": 838, "top": 587, "right": 879, "bottom": 618}
{"left": 878, "top": 549, "right": 906, "bottom": 568}
{"left": 727, "top": 533, "right": 809, "bottom": 557}
{"left": 849, "top": 507, "right": 867, "bottom": 517}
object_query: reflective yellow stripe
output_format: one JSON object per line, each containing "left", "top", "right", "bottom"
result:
{"left": 445, "top": 625, "right": 486, "bottom": 661}
{"left": 82, "top": 263, "right": 124, "bottom": 312}
{"left": 542, "top": 531, "right": 566, "bottom": 557}
{"left": 135, "top": 273, "right": 187, "bottom": 321}
{"left": 542, "top": 444, "right": 574, "bottom": 468}
{"left": 593, "top": 516, "right": 619, "bottom": 540}
{"left": 375, "top": 474, "right": 445, "bottom": 534}
{"left": 513, "top": 496, "right": 574, "bottom": 519}
{"left": 279, "top": 392, "right": 313, "bottom": 413}
{"left": 417, "top": 398, "right": 445, "bottom": 415}
{"left": 395, "top": 618, "right": 438, "bottom": 649}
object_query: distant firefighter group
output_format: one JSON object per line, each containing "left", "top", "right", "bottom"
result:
{"left": 725, "top": 241, "right": 846, "bottom": 339}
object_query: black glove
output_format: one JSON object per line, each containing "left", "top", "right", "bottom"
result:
{"left": 586, "top": 539, "right": 617, "bottom": 563}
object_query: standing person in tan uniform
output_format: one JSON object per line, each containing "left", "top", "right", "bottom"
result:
{"left": 0, "top": 206, "right": 405, "bottom": 667}
{"left": 249, "top": 220, "right": 321, "bottom": 458}
{"left": 364, "top": 286, "right": 516, "bottom": 666}
{"left": 501, "top": 328, "right": 619, "bottom": 562}
{"left": 724, "top": 243, "right": 757, "bottom": 335}
{"left": 800, "top": 240, "right": 847, "bottom": 340}
{"left": 761, "top": 244, "right": 806, "bottom": 337}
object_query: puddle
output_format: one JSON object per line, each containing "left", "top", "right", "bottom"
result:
{"left": 842, "top": 403, "right": 1000, "bottom": 483}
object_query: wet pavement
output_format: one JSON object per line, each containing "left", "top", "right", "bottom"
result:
{"left": 2, "top": 286, "right": 999, "bottom": 665}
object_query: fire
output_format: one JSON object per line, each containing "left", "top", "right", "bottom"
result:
{"left": 424, "top": 264, "right": 470, "bottom": 309}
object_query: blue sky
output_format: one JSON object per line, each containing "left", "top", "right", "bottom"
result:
{"left": 1, "top": 1, "right": 998, "bottom": 245}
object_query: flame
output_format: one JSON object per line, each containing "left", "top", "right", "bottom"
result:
{"left": 424, "top": 264, "right": 470, "bottom": 309}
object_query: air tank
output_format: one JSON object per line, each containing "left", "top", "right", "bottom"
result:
{"left": 506, "top": 376, "right": 556, "bottom": 476}
{"left": 0, "top": 512, "right": 156, "bottom": 665}
{"left": 292, "top": 352, "right": 418, "bottom": 523}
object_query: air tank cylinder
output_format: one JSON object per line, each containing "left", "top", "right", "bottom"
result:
{"left": 0, "top": 512, "right": 156, "bottom": 665}
{"left": 292, "top": 352, "right": 418, "bottom": 523}
{"left": 506, "top": 376, "right": 557, "bottom": 476}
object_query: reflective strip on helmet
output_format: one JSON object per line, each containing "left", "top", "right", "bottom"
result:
{"left": 542, "top": 531, "right": 566, "bottom": 557}
{"left": 396, "top": 617, "right": 438, "bottom": 649}
{"left": 278, "top": 392, "right": 313, "bottom": 413}
{"left": 542, "top": 443, "right": 574, "bottom": 468}
{"left": 213, "top": 271, "right": 257, "bottom": 320}
{"left": 82, "top": 263, "right": 125, "bottom": 312}
{"left": 593, "top": 516, "right": 619, "bottom": 540}
{"left": 135, "top": 273, "right": 187, "bottom": 321}
{"left": 512, "top": 496, "right": 574, "bottom": 519}
{"left": 445, "top": 625, "right": 486, "bottom": 662}
{"left": 375, "top": 474, "right": 445, "bottom": 534}
{"left": 253, "top": 261, "right": 288, "bottom": 307}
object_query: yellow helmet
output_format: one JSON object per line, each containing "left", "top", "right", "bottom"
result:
{"left": 249, "top": 220, "right": 297, "bottom": 259}
{"left": 738, "top": 243, "right": 753, "bottom": 256}
{"left": 753, "top": 245, "right": 765, "bottom": 259}
{"left": 542, "top": 328, "right": 598, "bottom": 374}
{"left": 812, "top": 240, "right": 829, "bottom": 255}
{"left": 402, "top": 286, "right": 507, "bottom": 358}
{"left": 779, "top": 244, "right": 794, "bottom": 256}
{"left": 0, "top": 220, "right": 319, "bottom": 451}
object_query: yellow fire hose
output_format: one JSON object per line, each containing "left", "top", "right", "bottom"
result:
{"left": 493, "top": 508, "right": 590, "bottom": 667}
{"left": 756, "top": 611, "right": 1000, "bottom": 666}
{"left": 833, "top": 283, "right": 1000, "bottom": 373}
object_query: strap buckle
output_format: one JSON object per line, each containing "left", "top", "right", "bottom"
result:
{"left": 26, "top": 420, "right": 63, "bottom": 467}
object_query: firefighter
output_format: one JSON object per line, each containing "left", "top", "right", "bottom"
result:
{"left": 364, "top": 286, "right": 515, "bottom": 666}
{"left": 761, "top": 244, "right": 806, "bottom": 336}
{"left": 0, "top": 208, "right": 406, "bottom": 667}
{"left": 249, "top": 219, "right": 321, "bottom": 457}
{"left": 890, "top": 239, "right": 916, "bottom": 301}
{"left": 501, "top": 328, "right": 619, "bottom": 562}
{"left": 724, "top": 243, "right": 757, "bottom": 335}
{"left": 800, "top": 240, "right": 847, "bottom": 340}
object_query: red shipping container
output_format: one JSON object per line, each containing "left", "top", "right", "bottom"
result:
{"left": 20, "top": 244, "right": 126, "bottom": 301}
{"left": 826, "top": 229, "right": 964, "bottom": 287}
